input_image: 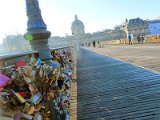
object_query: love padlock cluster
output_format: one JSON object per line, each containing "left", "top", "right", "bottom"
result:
{"left": 0, "top": 48, "right": 74, "bottom": 120}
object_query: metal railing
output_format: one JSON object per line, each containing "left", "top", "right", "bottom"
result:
{"left": 0, "top": 46, "right": 73, "bottom": 67}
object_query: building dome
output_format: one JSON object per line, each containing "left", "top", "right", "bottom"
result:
{"left": 71, "top": 15, "right": 85, "bottom": 35}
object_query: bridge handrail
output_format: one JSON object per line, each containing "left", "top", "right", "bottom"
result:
{"left": 0, "top": 46, "right": 72, "bottom": 61}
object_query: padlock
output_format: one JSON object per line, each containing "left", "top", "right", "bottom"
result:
{"left": 27, "top": 105, "right": 35, "bottom": 115}
{"left": 29, "top": 56, "right": 36, "bottom": 65}
{"left": 11, "top": 71, "right": 18, "bottom": 79}
{"left": 33, "top": 112, "right": 42, "bottom": 120}
{"left": 9, "top": 89, "right": 26, "bottom": 104}
{"left": 0, "top": 74, "right": 11, "bottom": 88}
{"left": 48, "top": 90, "right": 56, "bottom": 99}
{"left": 14, "top": 113, "right": 24, "bottom": 120}
{"left": 55, "top": 69, "right": 60, "bottom": 80}
{"left": 63, "top": 95, "right": 69, "bottom": 102}
{"left": 22, "top": 114, "right": 33, "bottom": 120}
{"left": 39, "top": 67, "right": 43, "bottom": 78}
{"left": 52, "top": 68, "right": 57, "bottom": 75}
{"left": 22, "top": 102, "right": 31, "bottom": 113}
{"left": 37, "top": 58, "right": 44, "bottom": 64}
{"left": 22, "top": 66, "right": 33, "bottom": 78}
{"left": 0, "top": 91, "right": 10, "bottom": 95}
{"left": 30, "top": 92, "right": 43, "bottom": 105}
{"left": 15, "top": 60, "right": 27, "bottom": 69}
{"left": 65, "top": 82, "right": 70, "bottom": 90}
{"left": 45, "top": 73, "right": 50, "bottom": 84}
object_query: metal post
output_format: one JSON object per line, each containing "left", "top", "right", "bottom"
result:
{"left": 24, "top": 0, "right": 59, "bottom": 69}
{"left": 74, "top": 35, "right": 80, "bottom": 51}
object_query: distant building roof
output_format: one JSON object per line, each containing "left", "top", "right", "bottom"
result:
{"left": 127, "top": 17, "right": 146, "bottom": 26}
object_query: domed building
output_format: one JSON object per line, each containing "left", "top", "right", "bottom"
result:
{"left": 71, "top": 15, "right": 85, "bottom": 36}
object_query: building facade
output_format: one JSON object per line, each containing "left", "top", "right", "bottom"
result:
{"left": 121, "top": 17, "right": 148, "bottom": 37}
{"left": 148, "top": 19, "right": 160, "bottom": 34}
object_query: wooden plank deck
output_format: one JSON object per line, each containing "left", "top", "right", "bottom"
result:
{"left": 77, "top": 48, "right": 160, "bottom": 120}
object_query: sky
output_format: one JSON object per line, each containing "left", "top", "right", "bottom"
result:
{"left": 0, "top": 0, "right": 160, "bottom": 44}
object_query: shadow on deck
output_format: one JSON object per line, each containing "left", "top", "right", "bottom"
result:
{"left": 77, "top": 48, "right": 160, "bottom": 120}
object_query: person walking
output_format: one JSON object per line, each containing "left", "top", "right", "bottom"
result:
{"left": 141, "top": 36, "right": 144, "bottom": 44}
{"left": 137, "top": 36, "right": 141, "bottom": 44}
{"left": 93, "top": 41, "right": 96, "bottom": 48}
{"left": 128, "top": 33, "right": 133, "bottom": 45}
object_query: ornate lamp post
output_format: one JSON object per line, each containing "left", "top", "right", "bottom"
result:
{"left": 24, "top": 0, "right": 59, "bottom": 69}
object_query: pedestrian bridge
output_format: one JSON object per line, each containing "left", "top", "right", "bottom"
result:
{"left": 1, "top": 47, "right": 160, "bottom": 120}
{"left": 77, "top": 48, "right": 160, "bottom": 120}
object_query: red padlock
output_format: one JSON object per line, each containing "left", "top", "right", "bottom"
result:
{"left": 15, "top": 60, "right": 27, "bottom": 69}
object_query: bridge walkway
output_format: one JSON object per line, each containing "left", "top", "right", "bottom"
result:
{"left": 77, "top": 48, "right": 160, "bottom": 120}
